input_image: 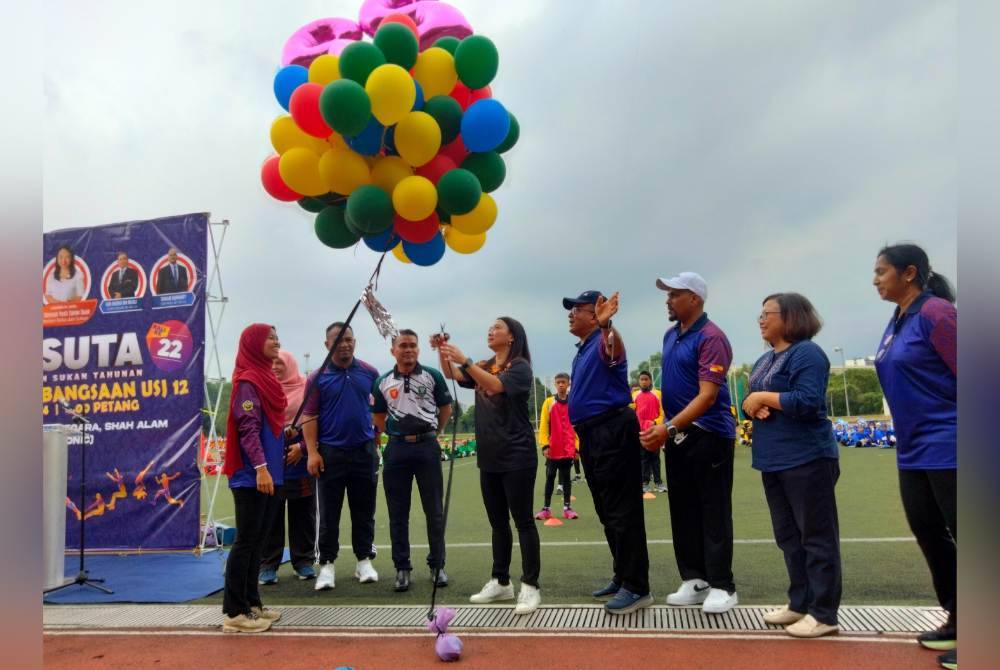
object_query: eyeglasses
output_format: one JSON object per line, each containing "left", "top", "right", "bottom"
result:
{"left": 570, "top": 306, "right": 596, "bottom": 316}
{"left": 757, "top": 311, "right": 781, "bottom": 322}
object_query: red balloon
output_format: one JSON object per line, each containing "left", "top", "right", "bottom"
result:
{"left": 416, "top": 154, "right": 457, "bottom": 185}
{"left": 379, "top": 13, "right": 420, "bottom": 41}
{"left": 439, "top": 136, "right": 469, "bottom": 165}
{"left": 261, "top": 155, "right": 301, "bottom": 201}
{"left": 449, "top": 81, "right": 472, "bottom": 110}
{"left": 469, "top": 85, "right": 492, "bottom": 105}
{"left": 395, "top": 212, "right": 440, "bottom": 244}
{"left": 289, "top": 83, "right": 331, "bottom": 138}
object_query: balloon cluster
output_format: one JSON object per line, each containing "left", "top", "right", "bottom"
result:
{"left": 261, "top": 1, "right": 519, "bottom": 267}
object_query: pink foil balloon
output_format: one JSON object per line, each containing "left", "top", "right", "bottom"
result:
{"left": 282, "top": 17, "right": 363, "bottom": 68}
{"left": 359, "top": 0, "right": 472, "bottom": 50}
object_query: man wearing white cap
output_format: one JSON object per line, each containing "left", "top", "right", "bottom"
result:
{"left": 640, "top": 272, "right": 739, "bottom": 614}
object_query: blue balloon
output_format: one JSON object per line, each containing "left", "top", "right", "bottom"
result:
{"left": 383, "top": 126, "right": 399, "bottom": 156}
{"left": 347, "top": 117, "right": 386, "bottom": 156}
{"left": 403, "top": 232, "right": 445, "bottom": 266}
{"left": 460, "top": 99, "right": 511, "bottom": 152}
{"left": 412, "top": 81, "right": 425, "bottom": 111}
{"left": 273, "top": 65, "right": 309, "bottom": 111}
{"left": 363, "top": 227, "right": 400, "bottom": 252}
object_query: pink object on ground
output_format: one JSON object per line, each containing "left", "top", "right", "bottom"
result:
{"left": 563, "top": 507, "right": 579, "bottom": 520}
{"left": 534, "top": 507, "right": 552, "bottom": 521}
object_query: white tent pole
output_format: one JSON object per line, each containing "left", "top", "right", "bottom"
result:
{"left": 198, "top": 219, "right": 230, "bottom": 554}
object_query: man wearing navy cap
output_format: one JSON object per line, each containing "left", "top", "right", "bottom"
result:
{"left": 640, "top": 272, "right": 739, "bottom": 614}
{"left": 564, "top": 290, "right": 651, "bottom": 615}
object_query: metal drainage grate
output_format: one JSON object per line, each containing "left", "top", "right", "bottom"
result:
{"left": 44, "top": 604, "right": 945, "bottom": 634}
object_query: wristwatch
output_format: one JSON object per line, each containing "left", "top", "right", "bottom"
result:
{"left": 666, "top": 424, "right": 678, "bottom": 439}
{"left": 599, "top": 319, "right": 613, "bottom": 330}
{"left": 460, "top": 357, "right": 474, "bottom": 372}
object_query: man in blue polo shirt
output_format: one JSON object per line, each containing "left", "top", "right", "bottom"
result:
{"left": 640, "top": 272, "right": 739, "bottom": 614}
{"left": 302, "top": 322, "right": 381, "bottom": 591}
{"left": 564, "top": 290, "right": 651, "bottom": 615}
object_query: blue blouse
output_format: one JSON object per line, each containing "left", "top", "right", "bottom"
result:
{"left": 748, "top": 340, "right": 839, "bottom": 472}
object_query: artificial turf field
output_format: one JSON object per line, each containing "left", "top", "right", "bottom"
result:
{"left": 196, "top": 445, "right": 934, "bottom": 607}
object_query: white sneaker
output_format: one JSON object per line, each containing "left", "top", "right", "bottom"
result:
{"left": 665, "top": 579, "right": 710, "bottom": 605}
{"left": 469, "top": 578, "right": 515, "bottom": 604}
{"left": 513, "top": 583, "right": 541, "bottom": 615}
{"left": 314, "top": 563, "right": 335, "bottom": 591}
{"left": 702, "top": 588, "right": 738, "bottom": 614}
{"left": 354, "top": 558, "right": 378, "bottom": 583}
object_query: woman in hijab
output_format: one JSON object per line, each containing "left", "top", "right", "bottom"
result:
{"left": 258, "top": 350, "right": 318, "bottom": 584}
{"left": 221, "top": 324, "right": 286, "bottom": 633}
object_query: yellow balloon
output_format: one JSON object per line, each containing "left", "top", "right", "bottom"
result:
{"left": 318, "top": 149, "right": 371, "bottom": 195}
{"left": 450, "top": 193, "right": 498, "bottom": 235}
{"left": 392, "top": 176, "right": 438, "bottom": 221}
{"left": 394, "top": 111, "right": 442, "bottom": 167}
{"left": 365, "top": 64, "right": 416, "bottom": 126}
{"left": 270, "top": 116, "right": 328, "bottom": 155}
{"left": 392, "top": 243, "right": 412, "bottom": 264}
{"left": 371, "top": 156, "right": 413, "bottom": 193}
{"left": 411, "top": 47, "right": 458, "bottom": 98}
{"left": 327, "top": 132, "right": 349, "bottom": 151}
{"left": 309, "top": 54, "right": 340, "bottom": 84}
{"left": 278, "top": 148, "right": 327, "bottom": 196}
{"left": 445, "top": 227, "right": 487, "bottom": 254}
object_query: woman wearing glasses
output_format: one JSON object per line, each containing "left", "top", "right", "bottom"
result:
{"left": 742, "top": 293, "right": 841, "bottom": 638}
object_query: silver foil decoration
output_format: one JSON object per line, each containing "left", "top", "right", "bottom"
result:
{"left": 361, "top": 284, "right": 399, "bottom": 341}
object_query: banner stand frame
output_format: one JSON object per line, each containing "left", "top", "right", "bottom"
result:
{"left": 196, "top": 219, "right": 229, "bottom": 556}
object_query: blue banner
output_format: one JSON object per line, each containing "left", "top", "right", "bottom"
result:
{"left": 42, "top": 213, "right": 207, "bottom": 550}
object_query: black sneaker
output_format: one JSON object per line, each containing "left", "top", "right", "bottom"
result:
{"left": 919, "top": 625, "right": 956, "bottom": 651}
{"left": 431, "top": 568, "right": 449, "bottom": 587}
{"left": 394, "top": 569, "right": 411, "bottom": 592}
{"left": 592, "top": 580, "right": 620, "bottom": 600}
{"left": 937, "top": 648, "right": 956, "bottom": 670}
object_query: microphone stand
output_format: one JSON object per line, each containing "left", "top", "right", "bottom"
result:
{"left": 44, "top": 403, "right": 113, "bottom": 595}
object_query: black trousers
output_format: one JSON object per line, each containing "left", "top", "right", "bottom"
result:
{"left": 762, "top": 457, "right": 842, "bottom": 625}
{"left": 316, "top": 441, "right": 379, "bottom": 564}
{"left": 480, "top": 467, "right": 541, "bottom": 587}
{"left": 260, "top": 477, "right": 316, "bottom": 572}
{"left": 223, "top": 486, "right": 279, "bottom": 617}
{"left": 899, "top": 468, "right": 957, "bottom": 622}
{"left": 543, "top": 457, "right": 574, "bottom": 507}
{"left": 577, "top": 408, "right": 650, "bottom": 596}
{"left": 382, "top": 438, "right": 445, "bottom": 571}
{"left": 664, "top": 426, "right": 735, "bottom": 592}
{"left": 641, "top": 447, "right": 663, "bottom": 485}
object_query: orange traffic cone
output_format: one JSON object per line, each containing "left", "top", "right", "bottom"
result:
{"left": 543, "top": 517, "right": 564, "bottom": 527}
{"left": 571, "top": 495, "right": 577, "bottom": 502}
{"left": 642, "top": 492, "right": 656, "bottom": 500}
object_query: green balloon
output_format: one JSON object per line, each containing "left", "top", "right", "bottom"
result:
{"left": 422, "top": 95, "right": 463, "bottom": 145}
{"left": 338, "top": 41, "right": 387, "bottom": 85}
{"left": 320, "top": 79, "right": 372, "bottom": 137}
{"left": 437, "top": 169, "right": 482, "bottom": 215}
{"left": 495, "top": 111, "right": 519, "bottom": 153}
{"left": 434, "top": 36, "right": 461, "bottom": 55}
{"left": 461, "top": 152, "right": 506, "bottom": 193}
{"left": 298, "top": 197, "right": 327, "bottom": 213}
{"left": 454, "top": 35, "right": 498, "bottom": 90}
{"left": 346, "top": 185, "right": 394, "bottom": 235}
{"left": 374, "top": 23, "right": 419, "bottom": 69}
{"left": 315, "top": 207, "right": 361, "bottom": 249}
{"left": 318, "top": 192, "right": 346, "bottom": 205}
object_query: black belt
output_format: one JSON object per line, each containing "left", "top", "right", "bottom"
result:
{"left": 389, "top": 431, "right": 438, "bottom": 443}
{"left": 572, "top": 406, "right": 629, "bottom": 432}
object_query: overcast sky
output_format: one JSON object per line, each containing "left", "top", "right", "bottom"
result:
{"left": 44, "top": 0, "right": 956, "bottom": 400}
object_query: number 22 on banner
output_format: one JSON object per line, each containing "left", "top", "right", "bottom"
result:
{"left": 145, "top": 320, "right": 195, "bottom": 372}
